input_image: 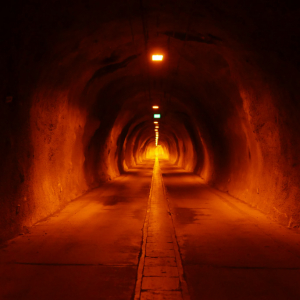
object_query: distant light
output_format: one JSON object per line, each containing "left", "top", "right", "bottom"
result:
{"left": 152, "top": 105, "right": 159, "bottom": 109}
{"left": 155, "top": 126, "right": 159, "bottom": 128}
{"left": 154, "top": 121, "right": 158, "bottom": 124}
{"left": 154, "top": 114, "right": 161, "bottom": 119}
{"left": 152, "top": 55, "right": 163, "bottom": 61}
{"left": 155, "top": 129, "right": 158, "bottom": 131}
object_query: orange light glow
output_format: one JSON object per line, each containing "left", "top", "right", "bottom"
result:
{"left": 155, "top": 129, "right": 158, "bottom": 131}
{"left": 152, "top": 55, "right": 163, "bottom": 61}
{"left": 145, "top": 143, "right": 168, "bottom": 159}
{"left": 154, "top": 121, "right": 158, "bottom": 124}
{"left": 155, "top": 126, "right": 159, "bottom": 128}
{"left": 152, "top": 106, "right": 159, "bottom": 109}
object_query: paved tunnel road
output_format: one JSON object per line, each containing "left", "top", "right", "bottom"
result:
{"left": 1, "top": 160, "right": 300, "bottom": 300}
{"left": 0, "top": 161, "right": 154, "bottom": 300}
{"left": 160, "top": 161, "right": 300, "bottom": 300}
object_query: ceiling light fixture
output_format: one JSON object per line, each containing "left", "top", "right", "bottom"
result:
{"left": 152, "top": 55, "right": 163, "bottom": 61}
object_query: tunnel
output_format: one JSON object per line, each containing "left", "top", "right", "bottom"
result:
{"left": 1, "top": 1, "right": 300, "bottom": 299}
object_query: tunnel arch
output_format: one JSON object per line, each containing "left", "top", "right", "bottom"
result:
{"left": 1, "top": 0, "right": 300, "bottom": 242}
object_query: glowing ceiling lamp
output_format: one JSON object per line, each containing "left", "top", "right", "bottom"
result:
{"left": 152, "top": 105, "right": 159, "bottom": 109}
{"left": 154, "top": 121, "right": 158, "bottom": 124}
{"left": 154, "top": 114, "right": 161, "bottom": 119}
{"left": 155, "top": 126, "right": 159, "bottom": 128}
{"left": 152, "top": 55, "right": 163, "bottom": 61}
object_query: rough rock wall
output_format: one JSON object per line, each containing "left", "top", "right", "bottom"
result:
{"left": 2, "top": 0, "right": 300, "bottom": 243}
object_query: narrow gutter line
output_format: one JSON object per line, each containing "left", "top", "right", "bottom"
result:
{"left": 159, "top": 161, "right": 191, "bottom": 300}
{"left": 134, "top": 158, "right": 191, "bottom": 300}
{"left": 133, "top": 160, "right": 155, "bottom": 300}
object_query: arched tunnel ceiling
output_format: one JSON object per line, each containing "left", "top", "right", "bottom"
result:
{"left": 1, "top": 0, "right": 300, "bottom": 241}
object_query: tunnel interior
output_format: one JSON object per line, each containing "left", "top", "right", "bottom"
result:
{"left": 1, "top": 0, "right": 300, "bottom": 243}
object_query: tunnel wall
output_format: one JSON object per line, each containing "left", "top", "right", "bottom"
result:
{"left": 2, "top": 0, "right": 300, "bottom": 243}
{"left": 225, "top": 58, "right": 300, "bottom": 227}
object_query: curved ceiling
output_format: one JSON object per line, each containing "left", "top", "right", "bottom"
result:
{"left": 1, "top": 0, "right": 300, "bottom": 241}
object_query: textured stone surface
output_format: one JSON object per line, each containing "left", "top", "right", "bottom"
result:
{"left": 144, "top": 266, "right": 179, "bottom": 277}
{"left": 0, "top": 164, "right": 153, "bottom": 299}
{"left": 162, "top": 161, "right": 300, "bottom": 300}
{"left": 141, "top": 291, "right": 183, "bottom": 300}
{"left": 136, "top": 159, "right": 186, "bottom": 300}
{"left": 142, "top": 277, "right": 180, "bottom": 291}
{"left": 1, "top": 0, "right": 300, "bottom": 257}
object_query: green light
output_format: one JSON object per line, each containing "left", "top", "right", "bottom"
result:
{"left": 154, "top": 114, "right": 161, "bottom": 119}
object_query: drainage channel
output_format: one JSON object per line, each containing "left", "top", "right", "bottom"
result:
{"left": 134, "top": 157, "right": 190, "bottom": 300}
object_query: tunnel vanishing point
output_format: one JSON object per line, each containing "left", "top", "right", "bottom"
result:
{"left": 1, "top": 1, "right": 300, "bottom": 299}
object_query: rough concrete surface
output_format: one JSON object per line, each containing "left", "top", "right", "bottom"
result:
{"left": 135, "top": 158, "right": 189, "bottom": 300}
{"left": 0, "top": 162, "right": 153, "bottom": 300}
{"left": 2, "top": 159, "right": 300, "bottom": 299}
{"left": 2, "top": 0, "right": 300, "bottom": 242}
{"left": 161, "top": 161, "right": 300, "bottom": 300}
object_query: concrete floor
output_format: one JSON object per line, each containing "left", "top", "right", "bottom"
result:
{"left": 0, "top": 161, "right": 154, "bottom": 300}
{"left": 161, "top": 161, "right": 300, "bottom": 300}
{"left": 1, "top": 159, "right": 300, "bottom": 299}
